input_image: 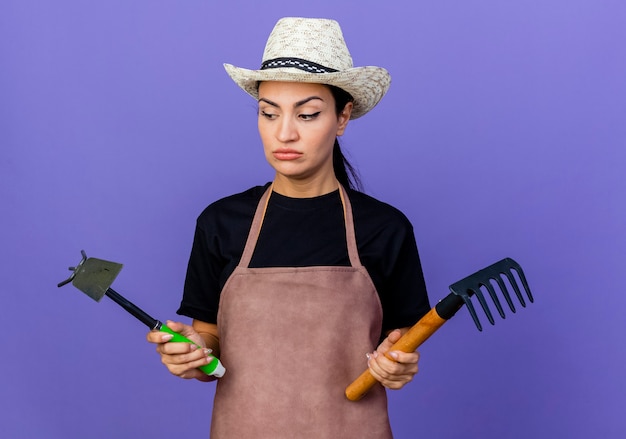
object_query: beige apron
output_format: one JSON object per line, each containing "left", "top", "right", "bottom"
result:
{"left": 212, "top": 185, "right": 392, "bottom": 438}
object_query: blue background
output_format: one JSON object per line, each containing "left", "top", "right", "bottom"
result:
{"left": 2, "top": 1, "right": 624, "bottom": 437}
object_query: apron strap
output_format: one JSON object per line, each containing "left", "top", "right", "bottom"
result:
{"left": 238, "top": 184, "right": 273, "bottom": 268}
{"left": 238, "top": 184, "right": 362, "bottom": 268}
{"left": 338, "top": 184, "right": 363, "bottom": 268}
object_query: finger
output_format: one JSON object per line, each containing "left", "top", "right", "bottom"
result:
{"left": 380, "top": 375, "right": 415, "bottom": 389}
{"left": 375, "top": 329, "right": 403, "bottom": 355}
{"left": 368, "top": 351, "right": 418, "bottom": 386}
{"left": 386, "top": 350, "right": 419, "bottom": 365}
{"left": 158, "top": 340, "right": 208, "bottom": 356}
{"left": 164, "top": 320, "right": 186, "bottom": 333}
{"left": 146, "top": 328, "right": 177, "bottom": 344}
{"left": 165, "top": 320, "right": 199, "bottom": 339}
{"left": 160, "top": 345, "right": 211, "bottom": 368}
{"left": 386, "top": 329, "right": 403, "bottom": 343}
{"left": 370, "top": 351, "right": 418, "bottom": 376}
{"left": 163, "top": 320, "right": 206, "bottom": 347}
{"left": 369, "top": 367, "right": 416, "bottom": 389}
{"left": 163, "top": 350, "right": 216, "bottom": 377}
{"left": 162, "top": 350, "right": 210, "bottom": 369}
{"left": 368, "top": 363, "right": 415, "bottom": 389}
{"left": 146, "top": 330, "right": 163, "bottom": 344}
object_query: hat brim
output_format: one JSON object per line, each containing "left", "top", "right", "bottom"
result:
{"left": 224, "top": 63, "right": 390, "bottom": 119}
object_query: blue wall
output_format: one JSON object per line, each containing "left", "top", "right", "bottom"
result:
{"left": 1, "top": 1, "right": 624, "bottom": 437}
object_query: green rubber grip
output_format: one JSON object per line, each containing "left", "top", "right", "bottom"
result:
{"left": 159, "top": 325, "right": 224, "bottom": 376}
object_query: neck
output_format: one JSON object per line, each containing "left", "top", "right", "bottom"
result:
{"left": 271, "top": 174, "right": 339, "bottom": 198}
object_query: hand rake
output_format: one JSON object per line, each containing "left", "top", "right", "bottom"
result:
{"left": 345, "top": 257, "right": 533, "bottom": 401}
{"left": 57, "top": 250, "right": 225, "bottom": 377}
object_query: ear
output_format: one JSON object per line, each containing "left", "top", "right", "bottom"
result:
{"left": 336, "top": 102, "right": 353, "bottom": 136}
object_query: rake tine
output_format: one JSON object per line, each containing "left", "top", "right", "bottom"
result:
{"left": 470, "top": 286, "right": 496, "bottom": 326}
{"left": 461, "top": 295, "right": 483, "bottom": 332}
{"left": 502, "top": 269, "right": 526, "bottom": 307}
{"left": 483, "top": 280, "right": 506, "bottom": 319}
{"left": 492, "top": 275, "right": 516, "bottom": 313}
{"left": 511, "top": 263, "right": 534, "bottom": 304}
{"left": 506, "top": 258, "right": 534, "bottom": 302}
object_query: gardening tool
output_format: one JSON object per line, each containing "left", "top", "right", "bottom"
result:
{"left": 57, "top": 250, "right": 225, "bottom": 377}
{"left": 345, "top": 257, "right": 533, "bottom": 401}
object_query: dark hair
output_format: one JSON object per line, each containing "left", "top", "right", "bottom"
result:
{"left": 327, "top": 85, "right": 362, "bottom": 191}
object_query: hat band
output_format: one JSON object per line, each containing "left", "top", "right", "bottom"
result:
{"left": 261, "top": 57, "right": 339, "bottom": 74}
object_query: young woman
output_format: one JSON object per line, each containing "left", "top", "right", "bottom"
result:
{"left": 147, "top": 17, "right": 430, "bottom": 438}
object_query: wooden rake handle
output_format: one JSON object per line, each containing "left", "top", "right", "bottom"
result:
{"left": 345, "top": 293, "right": 465, "bottom": 401}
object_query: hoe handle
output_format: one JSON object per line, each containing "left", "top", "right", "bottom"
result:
{"left": 105, "top": 288, "right": 225, "bottom": 377}
{"left": 345, "top": 293, "right": 464, "bottom": 401}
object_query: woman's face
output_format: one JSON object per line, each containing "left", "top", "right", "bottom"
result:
{"left": 257, "top": 81, "right": 352, "bottom": 187}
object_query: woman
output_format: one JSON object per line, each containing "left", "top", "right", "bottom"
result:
{"left": 147, "top": 17, "right": 430, "bottom": 438}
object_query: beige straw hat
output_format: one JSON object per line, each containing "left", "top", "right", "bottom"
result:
{"left": 224, "top": 17, "right": 391, "bottom": 119}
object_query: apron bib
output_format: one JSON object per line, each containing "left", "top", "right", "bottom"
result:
{"left": 212, "top": 185, "right": 392, "bottom": 438}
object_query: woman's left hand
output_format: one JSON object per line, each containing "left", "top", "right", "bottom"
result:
{"left": 367, "top": 329, "right": 419, "bottom": 390}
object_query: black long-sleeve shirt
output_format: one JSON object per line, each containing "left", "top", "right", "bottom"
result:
{"left": 177, "top": 183, "right": 430, "bottom": 336}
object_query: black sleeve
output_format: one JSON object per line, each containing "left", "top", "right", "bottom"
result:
{"left": 378, "top": 221, "right": 431, "bottom": 334}
{"left": 176, "top": 221, "right": 222, "bottom": 323}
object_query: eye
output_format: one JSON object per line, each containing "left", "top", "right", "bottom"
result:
{"left": 259, "top": 110, "right": 278, "bottom": 120}
{"left": 300, "top": 111, "right": 321, "bottom": 121}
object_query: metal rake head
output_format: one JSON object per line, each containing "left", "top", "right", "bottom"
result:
{"left": 448, "top": 257, "right": 534, "bottom": 331}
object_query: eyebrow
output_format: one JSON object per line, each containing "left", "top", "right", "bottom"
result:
{"left": 258, "top": 96, "right": 324, "bottom": 108}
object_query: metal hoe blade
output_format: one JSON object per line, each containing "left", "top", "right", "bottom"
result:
{"left": 448, "top": 257, "right": 533, "bottom": 331}
{"left": 57, "top": 250, "right": 123, "bottom": 302}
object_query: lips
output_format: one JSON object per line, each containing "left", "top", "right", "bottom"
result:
{"left": 272, "top": 148, "right": 303, "bottom": 161}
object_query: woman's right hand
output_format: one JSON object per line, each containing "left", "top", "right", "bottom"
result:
{"left": 146, "top": 320, "right": 216, "bottom": 382}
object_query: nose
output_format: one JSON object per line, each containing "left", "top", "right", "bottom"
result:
{"left": 276, "top": 116, "right": 299, "bottom": 143}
